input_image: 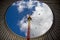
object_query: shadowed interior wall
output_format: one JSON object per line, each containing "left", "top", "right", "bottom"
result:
{"left": 0, "top": 0, "right": 60, "bottom": 40}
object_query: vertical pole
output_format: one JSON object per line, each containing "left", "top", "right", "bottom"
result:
{"left": 27, "top": 16, "right": 31, "bottom": 40}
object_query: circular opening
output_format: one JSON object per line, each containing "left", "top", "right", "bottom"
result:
{"left": 5, "top": 0, "right": 53, "bottom": 38}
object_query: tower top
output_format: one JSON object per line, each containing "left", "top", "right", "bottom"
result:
{"left": 28, "top": 15, "right": 32, "bottom": 21}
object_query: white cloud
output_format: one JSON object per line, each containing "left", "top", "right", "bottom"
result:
{"left": 18, "top": 16, "right": 28, "bottom": 32}
{"left": 12, "top": 1, "right": 26, "bottom": 13}
{"left": 27, "top": 1, "right": 35, "bottom": 9}
{"left": 17, "top": 5, "right": 25, "bottom": 13}
{"left": 17, "top": 1, "right": 53, "bottom": 38}
{"left": 12, "top": 1, "right": 39, "bottom": 13}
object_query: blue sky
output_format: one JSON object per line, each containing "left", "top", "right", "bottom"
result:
{"left": 5, "top": 0, "right": 36, "bottom": 38}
